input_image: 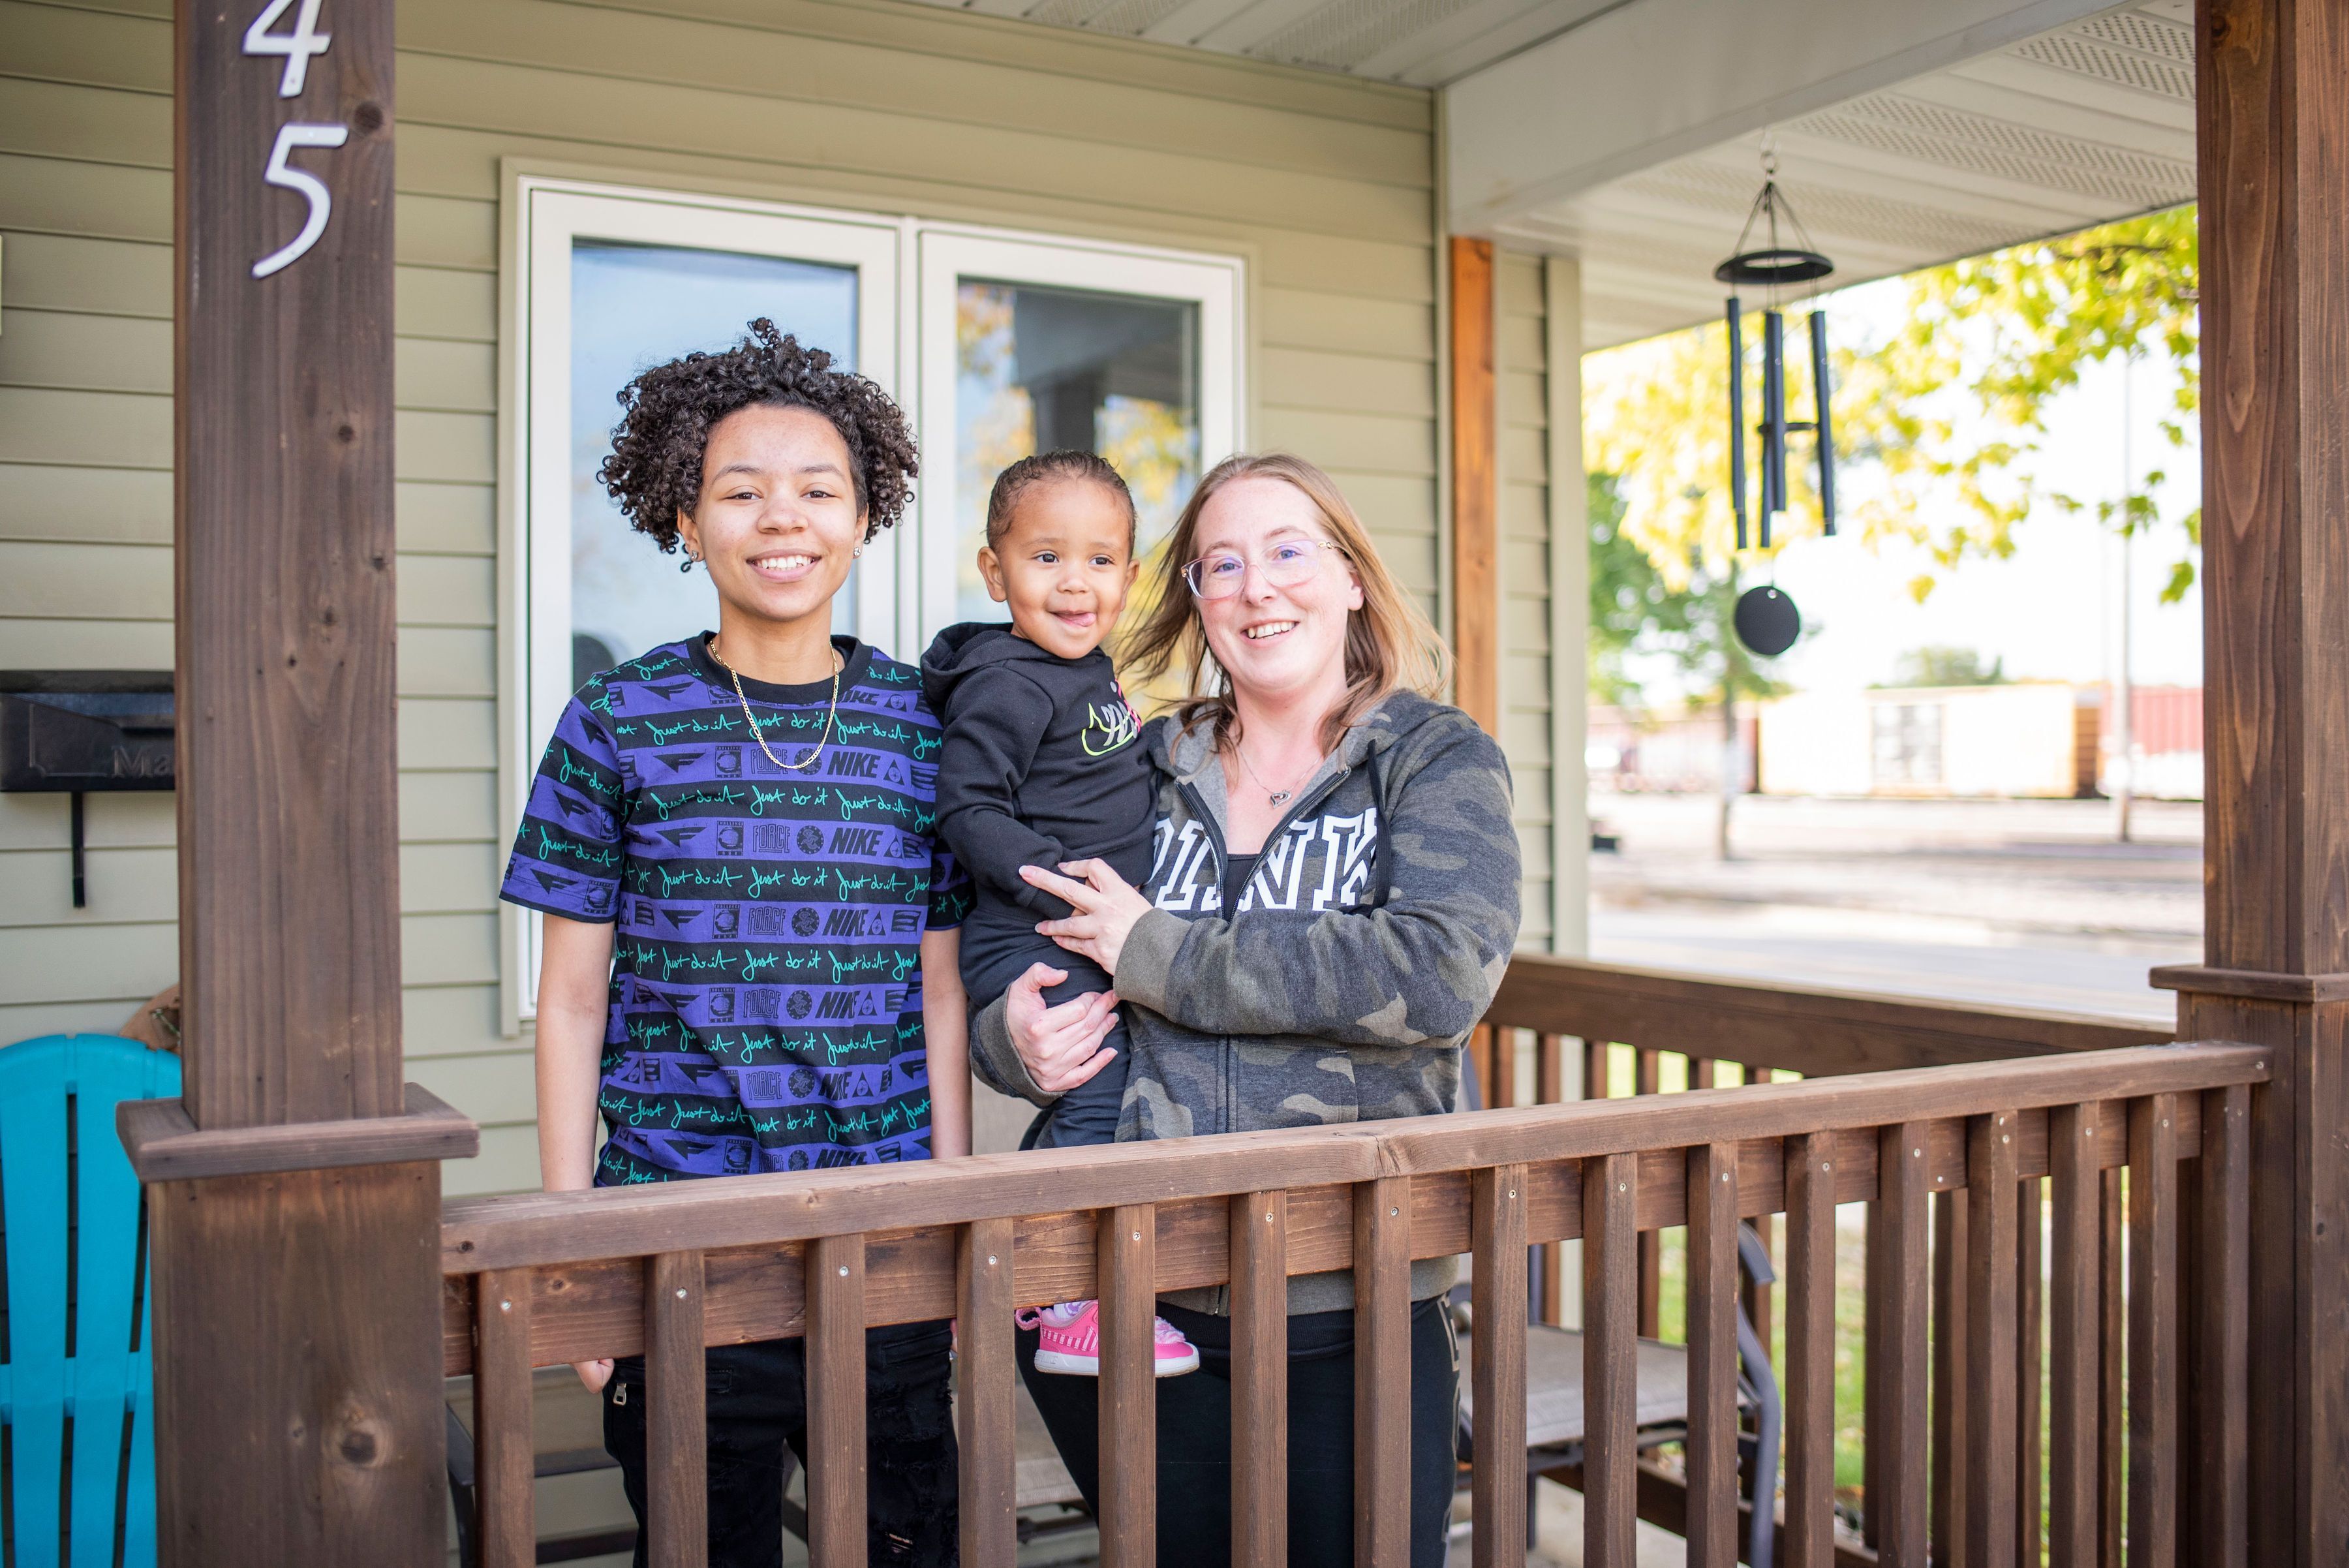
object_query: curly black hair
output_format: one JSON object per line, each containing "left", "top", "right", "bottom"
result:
{"left": 984, "top": 449, "right": 1137, "bottom": 553}
{"left": 596, "top": 319, "right": 918, "bottom": 551}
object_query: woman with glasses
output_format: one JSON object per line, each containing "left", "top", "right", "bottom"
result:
{"left": 967, "top": 451, "right": 1522, "bottom": 1567}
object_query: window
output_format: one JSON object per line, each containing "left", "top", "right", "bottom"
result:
{"left": 503, "top": 180, "right": 1243, "bottom": 1022}
{"left": 566, "top": 241, "right": 860, "bottom": 688}
{"left": 914, "top": 229, "right": 1242, "bottom": 645}
{"left": 506, "top": 178, "right": 902, "bottom": 1017}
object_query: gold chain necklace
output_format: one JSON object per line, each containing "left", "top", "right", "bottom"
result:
{"left": 710, "top": 637, "right": 841, "bottom": 773}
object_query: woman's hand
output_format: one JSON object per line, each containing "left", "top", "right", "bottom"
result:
{"left": 1004, "top": 961, "right": 1121, "bottom": 1094}
{"left": 575, "top": 1358, "right": 613, "bottom": 1394}
{"left": 1023, "top": 859, "right": 1153, "bottom": 976}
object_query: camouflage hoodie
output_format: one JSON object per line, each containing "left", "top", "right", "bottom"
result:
{"left": 970, "top": 688, "right": 1522, "bottom": 1314}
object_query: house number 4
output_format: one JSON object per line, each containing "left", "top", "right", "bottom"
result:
{"left": 244, "top": 0, "right": 348, "bottom": 279}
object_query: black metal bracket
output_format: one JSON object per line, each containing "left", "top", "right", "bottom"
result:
{"left": 1, "top": 670, "right": 176, "bottom": 911}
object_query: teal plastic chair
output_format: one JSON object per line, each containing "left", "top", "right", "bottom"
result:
{"left": 0, "top": 1034, "right": 179, "bottom": 1567}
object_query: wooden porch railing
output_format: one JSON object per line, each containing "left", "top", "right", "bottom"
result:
{"left": 442, "top": 1030, "right": 2258, "bottom": 1567}
{"left": 1471, "top": 953, "right": 2179, "bottom": 1558}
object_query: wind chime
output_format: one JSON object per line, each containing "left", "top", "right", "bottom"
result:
{"left": 1716, "top": 155, "right": 1837, "bottom": 656}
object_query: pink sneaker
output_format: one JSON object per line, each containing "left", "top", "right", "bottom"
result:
{"left": 1016, "top": 1300, "right": 1201, "bottom": 1377}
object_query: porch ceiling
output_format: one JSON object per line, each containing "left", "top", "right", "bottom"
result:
{"left": 889, "top": 0, "right": 2195, "bottom": 353}
{"left": 1520, "top": 0, "right": 2199, "bottom": 348}
{"left": 887, "top": 0, "right": 1625, "bottom": 85}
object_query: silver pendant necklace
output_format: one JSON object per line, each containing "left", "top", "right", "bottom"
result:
{"left": 1231, "top": 740, "right": 1322, "bottom": 807}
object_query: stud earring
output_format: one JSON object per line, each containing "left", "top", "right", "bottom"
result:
{"left": 853, "top": 544, "right": 864, "bottom": 559}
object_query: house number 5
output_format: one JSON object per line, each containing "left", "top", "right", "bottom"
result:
{"left": 244, "top": 0, "right": 347, "bottom": 279}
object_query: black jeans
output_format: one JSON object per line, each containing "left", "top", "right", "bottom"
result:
{"left": 962, "top": 940, "right": 1128, "bottom": 1148}
{"left": 1017, "top": 1295, "right": 1460, "bottom": 1567}
{"left": 602, "top": 1320, "right": 959, "bottom": 1568}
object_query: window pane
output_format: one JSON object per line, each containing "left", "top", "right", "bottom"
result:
{"left": 953, "top": 280, "right": 1199, "bottom": 626}
{"left": 570, "top": 241, "right": 859, "bottom": 686}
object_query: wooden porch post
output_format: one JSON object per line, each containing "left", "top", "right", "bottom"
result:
{"left": 2153, "top": 0, "right": 2349, "bottom": 1562}
{"left": 115, "top": 0, "right": 478, "bottom": 1559}
{"left": 1449, "top": 234, "right": 1499, "bottom": 735}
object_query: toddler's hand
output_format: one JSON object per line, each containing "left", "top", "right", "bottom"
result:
{"left": 575, "top": 1357, "right": 614, "bottom": 1394}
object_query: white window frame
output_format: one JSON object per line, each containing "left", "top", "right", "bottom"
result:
{"left": 499, "top": 183, "right": 1246, "bottom": 1029}
{"left": 912, "top": 226, "right": 1244, "bottom": 647}
{"left": 501, "top": 177, "right": 905, "bottom": 1023}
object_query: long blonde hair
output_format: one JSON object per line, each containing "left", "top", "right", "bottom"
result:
{"left": 1122, "top": 452, "right": 1452, "bottom": 754}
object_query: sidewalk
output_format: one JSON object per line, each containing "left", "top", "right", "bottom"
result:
{"left": 1587, "top": 793, "right": 2200, "bottom": 1023}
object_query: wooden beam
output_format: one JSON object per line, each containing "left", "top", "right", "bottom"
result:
{"left": 1449, "top": 234, "right": 1499, "bottom": 735}
{"left": 2174, "top": 2, "right": 2349, "bottom": 1563}
{"left": 155, "top": 0, "right": 452, "bottom": 1558}
{"left": 1489, "top": 953, "right": 2170, "bottom": 1075}
{"left": 150, "top": 1163, "right": 446, "bottom": 1563}
{"left": 178, "top": 0, "right": 402, "bottom": 1128}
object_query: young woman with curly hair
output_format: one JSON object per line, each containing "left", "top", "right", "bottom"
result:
{"left": 499, "top": 320, "right": 972, "bottom": 1567}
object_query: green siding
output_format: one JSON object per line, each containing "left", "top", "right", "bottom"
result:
{"left": 1496, "top": 247, "right": 1554, "bottom": 950}
{"left": 0, "top": 0, "right": 1439, "bottom": 1199}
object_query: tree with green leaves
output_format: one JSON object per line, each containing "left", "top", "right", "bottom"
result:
{"left": 1881, "top": 647, "right": 2008, "bottom": 688}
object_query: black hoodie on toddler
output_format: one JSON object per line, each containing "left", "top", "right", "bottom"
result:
{"left": 919, "top": 622, "right": 1155, "bottom": 1002}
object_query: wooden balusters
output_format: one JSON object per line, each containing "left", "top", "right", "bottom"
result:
{"left": 1353, "top": 1176, "right": 1412, "bottom": 1567}
{"left": 1582, "top": 1152, "right": 1638, "bottom": 1568}
{"left": 1488, "top": 1028, "right": 1518, "bottom": 1108}
{"left": 1470, "top": 1166, "right": 1528, "bottom": 1565}
{"left": 425, "top": 1044, "right": 2279, "bottom": 1568}
{"left": 1535, "top": 1036, "right": 1565, "bottom": 1325}
{"left": 1690, "top": 1056, "right": 1716, "bottom": 1090}
{"left": 2098, "top": 1167, "right": 2124, "bottom": 1568}
{"left": 471, "top": 1268, "right": 536, "bottom": 1568}
{"left": 647, "top": 1250, "right": 709, "bottom": 1568}
{"left": 2128, "top": 1096, "right": 2180, "bottom": 1568}
{"left": 1783, "top": 1132, "right": 1836, "bottom": 1568}
{"left": 2016, "top": 1171, "right": 2043, "bottom": 1568}
{"left": 1635, "top": 1050, "right": 1661, "bottom": 1337}
{"left": 1931, "top": 1185, "right": 1969, "bottom": 1568}
{"left": 1231, "top": 1190, "right": 1289, "bottom": 1568}
{"left": 2049, "top": 1103, "right": 2101, "bottom": 1568}
{"left": 1742, "top": 1064, "right": 1776, "bottom": 1354}
{"left": 807, "top": 1234, "right": 868, "bottom": 1568}
{"left": 1100, "top": 1205, "right": 1158, "bottom": 1568}
{"left": 1684, "top": 1143, "right": 1740, "bottom": 1568}
{"left": 2189, "top": 1084, "right": 2249, "bottom": 1568}
{"left": 1965, "top": 1112, "right": 2021, "bottom": 1568}
{"left": 957, "top": 1220, "right": 1017, "bottom": 1568}
{"left": 1536, "top": 1034, "right": 1564, "bottom": 1105}
{"left": 1864, "top": 1201, "right": 1883, "bottom": 1555}
{"left": 1584, "top": 1039, "right": 1612, "bottom": 1100}
{"left": 1875, "top": 1122, "right": 1931, "bottom": 1565}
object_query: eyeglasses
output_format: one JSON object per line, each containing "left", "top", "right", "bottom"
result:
{"left": 1182, "top": 538, "right": 1345, "bottom": 600}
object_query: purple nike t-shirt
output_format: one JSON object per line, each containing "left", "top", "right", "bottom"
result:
{"left": 500, "top": 634, "right": 972, "bottom": 1185}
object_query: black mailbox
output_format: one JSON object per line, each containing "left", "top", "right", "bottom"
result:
{"left": 1, "top": 671, "right": 176, "bottom": 792}
{"left": 1, "top": 671, "right": 175, "bottom": 908}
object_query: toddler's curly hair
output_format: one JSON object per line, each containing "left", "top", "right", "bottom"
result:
{"left": 596, "top": 319, "right": 917, "bottom": 550}
{"left": 984, "top": 449, "right": 1138, "bottom": 552}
